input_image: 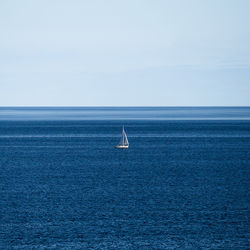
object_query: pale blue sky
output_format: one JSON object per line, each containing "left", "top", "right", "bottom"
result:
{"left": 0, "top": 0, "right": 250, "bottom": 106}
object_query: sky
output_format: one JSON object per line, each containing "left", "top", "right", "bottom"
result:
{"left": 0, "top": 0, "right": 250, "bottom": 106}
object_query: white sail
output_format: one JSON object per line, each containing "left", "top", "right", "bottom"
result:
{"left": 123, "top": 129, "right": 129, "bottom": 145}
{"left": 116, "top": 126, "right": 129, "bottom": 148}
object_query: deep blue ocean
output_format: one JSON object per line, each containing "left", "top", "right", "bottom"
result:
{"left": 0, "top": 107, "right": 249, "bottom": 249}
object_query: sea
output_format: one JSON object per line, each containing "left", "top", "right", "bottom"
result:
{"left": 0, "top": 107, "right": 249, "bottom": 249}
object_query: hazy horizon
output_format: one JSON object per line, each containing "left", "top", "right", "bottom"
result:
{"left": 1, "top": 105, "right": 250, "bottom": 107}
{"left": 1, "top": 106, "right": 250, "bottom": 121}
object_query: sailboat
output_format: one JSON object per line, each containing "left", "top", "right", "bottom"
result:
{"left": 115, "top": 126, "right": 129, "bottom": 149}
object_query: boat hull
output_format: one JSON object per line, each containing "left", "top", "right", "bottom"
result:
{"left": 115, "top": 145, "right": 129, "bottom": 149}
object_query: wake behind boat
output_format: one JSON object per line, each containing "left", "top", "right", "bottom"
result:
{"left": 115, "top": 126, "right": 129, "bottom": 149}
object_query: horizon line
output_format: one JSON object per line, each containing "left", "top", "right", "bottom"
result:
{"left": 0, "top": 105, "right": 250, "bottom": 108}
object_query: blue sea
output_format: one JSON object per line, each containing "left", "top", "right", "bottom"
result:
{"left": 0, "top": 107, "right": 249, "bottom": 249}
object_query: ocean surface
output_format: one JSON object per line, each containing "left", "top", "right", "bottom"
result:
{"left": 0, "top": 107, "right": 249, "bottom": 249}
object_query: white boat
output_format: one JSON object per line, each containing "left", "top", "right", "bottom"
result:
{"left": 115, "top": 126, "right": 129, "bottom": 149}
